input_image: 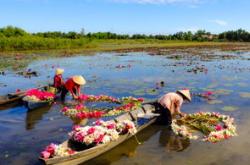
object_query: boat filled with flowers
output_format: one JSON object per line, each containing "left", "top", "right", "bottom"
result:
{"left": 23, "top": 88, "right": 56, "bottom": 110}
{"left": 40, "top": 103, "right": 158, "bottom": 165}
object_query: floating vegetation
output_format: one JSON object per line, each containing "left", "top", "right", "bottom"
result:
{"left": 207, "top": 100, "right": 223, "bottom": 105}
{"left": 237, "top": 82, "right": 248, "bottom": 87}
{"left": 187, "top": 65, "right": 208, "bottom": 74}
{"left": 214, "top": 89, "right": 233, "bottom": 95}
{"left": 223, "top": 83, "right": 233, "bottom": 87}
{"left": 132, "top": 89, "right": 146, "bottom": 96}
{"left": 146, "top": 89, "right": 158, "bottom": 95}
{"left": 239, "top": 92, "right": 250, "bottom": 98}
{"left": 206, "top": 82, "right": 219, "bottom": 89}
{"left": 221, "top": 106, "right": 239, "bottom": 112}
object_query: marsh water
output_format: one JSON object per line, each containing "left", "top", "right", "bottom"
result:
{"left": 1, "top": 48, "right": 250, "bottom": 165}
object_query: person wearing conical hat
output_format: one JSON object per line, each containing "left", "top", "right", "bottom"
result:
{"left": 61, "top": 75, "right": 86, "bottom": 101}
{"left": 155, "top": 89, "right": 191, "bottom": 125}
{"left": 53, "top": 68, "right": 64, "bottom": 92}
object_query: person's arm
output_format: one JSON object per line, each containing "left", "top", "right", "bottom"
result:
{"left": 60, "top": 77, "right": 64, "bottom": 85}
{"left": 175, "top": 99, "right": 186, "bottom": 117}
{"left": 77, "top": 85, "right": 81, "bottom": 96}
{"left": 68, "top": 88, "right": 78, "bottom": 99}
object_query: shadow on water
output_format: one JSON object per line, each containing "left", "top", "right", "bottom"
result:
{"left": 84, "top": 125, "right": 190, "bottom": 165}
{"left": 158, "top": 126, "right": 190, "bottom": 152}
{"left": 25, "top": 106, "right": 51, "bottom": 130}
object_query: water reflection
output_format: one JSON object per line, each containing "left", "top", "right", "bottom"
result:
{"left": 25, "top": 106, "right": 51, "bottom": 130}
{"left": 159, "top": 127, "right": 190, "bottom": 152}
{"left": 84, "top": 125, "right": 161, "bottom": 165}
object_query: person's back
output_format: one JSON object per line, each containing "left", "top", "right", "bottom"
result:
{"left": 158, "top": 92, "right": 183, "bottom": 117}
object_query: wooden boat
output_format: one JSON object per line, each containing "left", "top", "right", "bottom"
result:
{"left": 0, "top": 86, "right": 48, "bottom": 106}
{"left": 23, "top": 86, "right": 56, "bottom": 110}
{"left": 40, "top": 103, "right": 159, "bottom": 165}
{"left": 0, "top": 91, "right": 26, "bottom": 105}
{"left": 23, "top": 100, "right": 52, "bottom": 110}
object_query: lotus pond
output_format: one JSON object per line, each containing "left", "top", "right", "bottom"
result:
{"left": 1, "top": 48, "right": 250, "bottom": 165}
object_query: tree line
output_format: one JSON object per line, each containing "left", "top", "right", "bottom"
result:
{"left": 0, "top": 26, "right": 250, "bottom": 51}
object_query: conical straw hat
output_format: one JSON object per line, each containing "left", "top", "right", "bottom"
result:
{"left": 56, "top": 68, "right": 64, "bottom": 75}
{"left": 177, "top": 89, "right": 191, "bottom": 101}
{"left": 72, "top": 75, "right": 86, "bottom": 85}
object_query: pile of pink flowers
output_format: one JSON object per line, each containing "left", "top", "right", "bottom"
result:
{"left": 69, "top": 119, "right": 137, "bottom": 146}
{"left": 40, "top": 143, "right": 57, "bottom": 159}
{"left": 25, "top": 89, "right": 55, "bottom": 101}
{"left": 61, "top": 96, "right": 145, "bottom": 120}
{"left": 61, "top": 105, "right": 105, "bottom": 120}
{"left": 40, "top": 143, "right": 76, "bottom": 159}
{"left": 76, "top": 111, "right": 104, "bottom": 119}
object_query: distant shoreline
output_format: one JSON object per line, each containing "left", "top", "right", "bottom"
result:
{"left": 0, "top": 40, "right": 250, "bottom": 70}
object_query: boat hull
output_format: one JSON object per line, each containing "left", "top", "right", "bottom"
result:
{"left": 41, "top": 104, "right": 158, "bottom": 165}
{"left": 24, "top": 100, "right": 51, "bottom": 110}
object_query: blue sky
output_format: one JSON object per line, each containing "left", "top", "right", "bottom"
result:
{"left": 0, "top": 0, "right": 249, "bottom": 34}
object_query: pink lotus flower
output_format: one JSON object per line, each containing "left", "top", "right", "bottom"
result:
{"left": 67, "top": 149, "right": 75, "bottom": 155}
{"left": 45, "top": 143, "right": 56, "bottom": 155}
{"left": 94, "top": 120, "right": 103, "bottom": 126}
{"left": 41, "top": 151, "right": 50, "bottom": 159}
{"left": 79, "top": 94, "right": 89, "bottom": 101}
{"left": 215, "top": 124, "right": 223, "bottom": 131}
{"left": 61, "top": 107, "right": 69, "bottom": 112}
{"left": 95, "top": 134, "right": 105, "bottom": 144}
{"left": 87, "top": 127, "right": 96, "bottom": 134}
{"left": 137, "top": 98, "right": 144, "bottom": 102}
{"left": 75, "top": 104, "right": 84, "bottom": 110}
{"left": 107, "top": 123, "right": 116, "bottom": 129}
{"left": 74, "top": 133, "right": 84, "bottom": 142}
{"left": 72, "top": 125, "right": 81, "bottom": 131}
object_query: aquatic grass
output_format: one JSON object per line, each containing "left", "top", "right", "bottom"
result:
{"left": 221, "top": 106, "right": 239, "bottom": 112}
{"left": 239, "top": 92, "right": 250, "bottom": 98}
{"left": 207, "top": 100, "right": 223, "bottom": 105}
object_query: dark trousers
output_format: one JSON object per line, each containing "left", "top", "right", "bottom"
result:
{"left": 150, "top": 101, "right": 172, "bottom": 125}
{"left": 61, "top": 87, "right": 77, "bottom": 101}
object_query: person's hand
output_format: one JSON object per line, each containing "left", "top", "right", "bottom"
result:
{"left": 73, "top": 95, "right": 78, "bottom": 100}
{"left": 180, "top": 112, "right": 187, "bottom": 118}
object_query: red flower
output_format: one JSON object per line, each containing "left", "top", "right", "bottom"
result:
{"left": 41, "top": 151, "right": 50, "bottom": 159}
{"left": 87, "top": 127, "right": 96, "bottom": 134}
{"left": 79, "top": 94, "right": 89, "bottom": 101}
{"left": 72, "top": 125, "right": 80, "bottom": 131}
{"left": 94, "top": 134, "right": 105, "bottom": 144}
{"left": 61, "top": 106, "right": 69, "bottom": 112}
{"left": 137, "top": 98, "right": 144, "bottom": 102}
{"left": 94, "top": 120, "right": 102, "bottom": 125}
{"left": 107, "top": 123, "right": 116, "bottom": 129}
{"left": 75, "top": 104, "right": 84, "bottom": 110}
{"left": 67, "top": 149, "right": 75, "bottom": 155}
{"left": 215, "top": 124, "right": 223, "bottom": 131}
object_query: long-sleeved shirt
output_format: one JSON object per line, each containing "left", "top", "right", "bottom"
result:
{"left": 53, "top": 74, "right": 64, "bottom": 88}
{"left": 64, "top": 78, "right": 80, "bottom": 96}
{"left": 158, "top": 92, "right": 183, "bottom": 117}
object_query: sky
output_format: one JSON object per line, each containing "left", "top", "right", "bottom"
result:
{"left": 0, "top": 0, "right": 249, "bottom": 34}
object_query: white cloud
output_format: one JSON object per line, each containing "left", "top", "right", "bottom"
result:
{"left": 111, "top": 0, "right": 201, "bottom": 5}
{"left": 210, "top": 19, "right": 228, "bottom": 26}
